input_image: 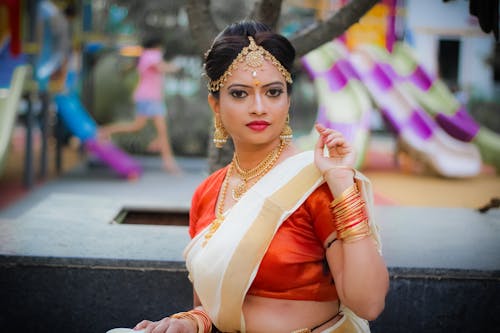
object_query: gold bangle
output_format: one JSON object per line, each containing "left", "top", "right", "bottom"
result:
{"left": 190, "top": 309, "right": 212, "bottom": 333}
{"left": 330, "top": 184, "right": 358, "bottom": 208}
{"left": 171, "top": 312, "right": 198, "bottom": 331}
{"left": 331, "top": 192, "right": 370, "bottom": 243}
{"left": 343, "top": 229, "right": 372, "bottom": 243}
{"left": 171, "top": 310, "right": 212, "bottom": 333}
{"left": 171, "top": 312, "right": 189, "bottom": 319}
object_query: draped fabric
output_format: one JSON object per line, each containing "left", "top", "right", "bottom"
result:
{"left": 184, "top": 151, "right": 380, "bottom": 332}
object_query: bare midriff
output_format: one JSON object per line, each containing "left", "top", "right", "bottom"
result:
{"left": 242, "top": 295, "right": 340, "bottom": 333}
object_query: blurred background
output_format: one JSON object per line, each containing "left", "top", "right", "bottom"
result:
{"left": 0, "top": 0, "right": 499, "bottom": 209}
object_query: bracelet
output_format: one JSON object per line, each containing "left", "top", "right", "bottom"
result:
{"left": 190, "top": 309, "right": 212, "bottom": 333}
{"left": 171, "top": 309, "right": 212, "bottom": 333}
{"left": 329, "top": 184, "right": 358, "bottom": 208}
{"left": 171, "top": 312, "right": 198, "bottom": 331}
{"left": 330, "top": 184, "right": 371, "bottom": 243}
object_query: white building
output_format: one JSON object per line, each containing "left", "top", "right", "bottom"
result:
{"left": 404, "top": 0, "right": 498, "bottom": 99}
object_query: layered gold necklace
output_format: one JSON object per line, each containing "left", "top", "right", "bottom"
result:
{"left": 202, "top": 140, "right": 287, "bottom": 247}
{"left": 232, "top": 140, "right": 287, "bottom": 201}
{"left": 202, "top": 163, "right": 233, "bottom": 247}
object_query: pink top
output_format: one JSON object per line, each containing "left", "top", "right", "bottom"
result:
{"left": 133, "top": 49, "right": 164, "bottom": 101}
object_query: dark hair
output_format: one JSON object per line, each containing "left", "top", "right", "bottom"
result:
{"left": 204, "top": 20, "right": 295, "bottom": 96}
{"left": 141, "top": 35, "right": 164, "bottom": 49}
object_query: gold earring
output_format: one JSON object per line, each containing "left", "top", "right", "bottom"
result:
{"left": 213, "top": 116, "right": 228, "bottom": 148}
{"left": 280, "top": 114, "right": 293, "bottom": 141}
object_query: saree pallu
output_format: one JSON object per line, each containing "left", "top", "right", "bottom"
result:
{"left": 184, "top": 151, "right": 380, "bottom": 333}
{"left": 312, "top": 306, "right": 370, "bottom": 333}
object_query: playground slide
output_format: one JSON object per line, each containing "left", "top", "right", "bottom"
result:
{"left": 300, "top": 41, "right": 373, "bottom": 169}
{"left": 389, "top": 42, "right": 500, "bottom": 173}
{"left": 349, "top": 45, "right": 481, "bottom": 177}
{"left": 0, "top": 65, "right": 28, "bottom": 176}
{"left": 54, "top": 94, "right": 142, "bottom": 179}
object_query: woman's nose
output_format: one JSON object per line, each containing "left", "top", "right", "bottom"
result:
{"left": 252, "top": 93, "right": 266, "bottom": 114}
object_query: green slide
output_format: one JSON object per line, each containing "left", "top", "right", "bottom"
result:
{"left": 0, "top": 65, "right": 28, "bottom": 175}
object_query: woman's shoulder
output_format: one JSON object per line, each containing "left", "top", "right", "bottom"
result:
{"left": 193, "top": 165, "right": 229, "bottom": 196}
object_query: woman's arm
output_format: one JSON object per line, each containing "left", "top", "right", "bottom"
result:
{"left": 313, "top": 123, "right": 389, "bottom": 320}
{"left": 327, "top": 232, "right": 389, "bottom": 320}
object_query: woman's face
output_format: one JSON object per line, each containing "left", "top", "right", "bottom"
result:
{"left": 208, "top": 59, "right": 291, "bottom": 148}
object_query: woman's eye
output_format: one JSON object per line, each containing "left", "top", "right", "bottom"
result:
{"left": 230, "top": 90, "right": 248, "bottom": 98}
{"left": 267, "top": 88, "right": 284, "bottom": 97}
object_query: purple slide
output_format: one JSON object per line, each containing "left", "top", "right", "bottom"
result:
{"left": 348, "top": 46, "right": 481, "bottom": 178}
{"left": 85, "top": 139, "right": 142, "bottom": 179}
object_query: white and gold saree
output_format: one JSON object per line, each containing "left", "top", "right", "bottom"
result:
{"left": 184, "top": 151, "right": 380, "bottom": 333}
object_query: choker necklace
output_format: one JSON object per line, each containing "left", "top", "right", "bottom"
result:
{"left": 231, "top": 140, "right": 287, "bottom": 201}
{"left": 202, "top": 163, "right": 233, "bottom": 247}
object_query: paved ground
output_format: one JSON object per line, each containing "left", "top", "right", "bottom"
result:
{"left": 0, "top": 154, "right": 208, "bottom": 219}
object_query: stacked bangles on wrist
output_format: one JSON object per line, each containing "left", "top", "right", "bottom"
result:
{"left": 330, "top": 183, "right": 372, "bottom": 243}
{"left": 171, "top": 309, "right": 212, "bottom": 333}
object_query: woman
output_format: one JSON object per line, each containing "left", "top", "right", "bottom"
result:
{"left": 134, "top": 20, "right": 389, "bottom": 333}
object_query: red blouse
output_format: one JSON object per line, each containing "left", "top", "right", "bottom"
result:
{"left": 189, "top": 166, "right": 338, "bottom": 301}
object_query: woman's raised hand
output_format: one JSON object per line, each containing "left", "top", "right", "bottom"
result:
{"left": 313, "top": 123, "right": 356, "bottom": 175}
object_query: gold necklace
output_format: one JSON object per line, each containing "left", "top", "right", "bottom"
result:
{"left": 202, "top": 163, "right": 233, "bottom": 247}
{"left": 232, "top": 140, "right": 286, "bottom": 201}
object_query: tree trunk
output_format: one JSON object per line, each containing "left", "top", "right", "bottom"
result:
{"left": 185, "top": 0, "right": 220, "bottom": 53}
{"left": 248, "top": 0, "right": 283, "bottom": 30}
{"left": 290, "top": 0, "right": 380, "bottom": 57}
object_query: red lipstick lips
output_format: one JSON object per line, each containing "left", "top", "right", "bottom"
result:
{"left": 247, "top": 120, "right": 270, "bottom": 131}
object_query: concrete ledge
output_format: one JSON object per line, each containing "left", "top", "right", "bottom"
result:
{"left": 0, "top": 256, "right": 192, "bottom": 333}
{"left": 0, "top": 194, "right": 499, "bottom": 332}
{"left": 373, "top": 267, "right": 500, "bottom": 332}
{"left": 1, "top": 258, "right": 498, "bottom": 333}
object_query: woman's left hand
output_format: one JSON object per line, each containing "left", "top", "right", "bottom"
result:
{"left": 313, "top": 123, "right": 356, "bottom": 175}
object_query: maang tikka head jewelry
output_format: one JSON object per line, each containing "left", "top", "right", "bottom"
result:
{"left": 207, "top": 36, "right": 293, "bottom": 92}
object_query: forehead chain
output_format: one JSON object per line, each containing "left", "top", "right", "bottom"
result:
{"left": 207, "top": 36, "right": 293, "bottom": 92}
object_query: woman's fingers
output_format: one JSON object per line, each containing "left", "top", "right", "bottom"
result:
{"left": 134, "top": 319, "right": 168, "bottom": 333}
{"left": 316, "top": 124, "right": 344, "bottom": 145}
{"left": 325, "top": 135, "right": 345, "bottom": 147}
{"left": 134, "top": 320, "right": 154, "bottom": 330}
{"left": 324, "top": 134, "right": 350, "bottom": 155}
{"left": 314, "top": 122, "right": 326, "bottom": 133}
{"left": 314, "top": 123, "right": 353, "bottom": 158}
{"left": 314, "top": 124, "right": 327, "bottom": 152}
{"left": 151, "top": 319, "right": 170, "bottom": 333}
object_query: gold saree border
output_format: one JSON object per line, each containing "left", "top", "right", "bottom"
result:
{"left": 218, "top": 164, "right": 321, "bottom": 331}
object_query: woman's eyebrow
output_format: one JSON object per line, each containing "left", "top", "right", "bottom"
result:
{"left": 227, "top": 81, "right": 285, "bottom": 89}
{"left": 262, "top": 81, "right": 285, "bottom": 88}
{"left": 227, "top": 83, "right": 251, "bottom": 89}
